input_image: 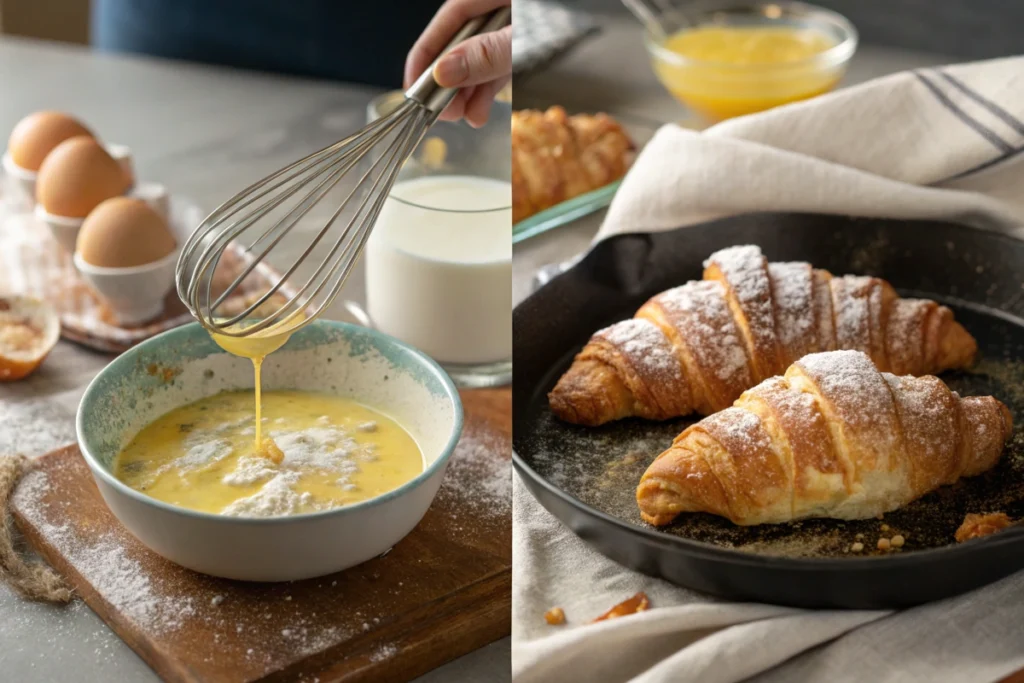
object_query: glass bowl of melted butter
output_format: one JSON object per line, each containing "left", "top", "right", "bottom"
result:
{"left": 644, "top": 1, "right": 857, "bottom": 123}
{"left": 76, "top": 320, "right": 462, "bottom": 581}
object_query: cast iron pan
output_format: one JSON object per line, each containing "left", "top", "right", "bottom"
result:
{"left": 512, "top": 213, "right": 1024, "bottom": 609}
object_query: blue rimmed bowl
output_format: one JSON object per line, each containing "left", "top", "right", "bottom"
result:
{"left": 76, "top": 320, "right": 463, "bottom": 581}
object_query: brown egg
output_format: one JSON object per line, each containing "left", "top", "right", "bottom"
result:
{"left": 36, "top": 136, "right": 131, "bottom": 218}
{"left": 76, "top": 197, "right": 177, "bottom": 268}
{"left": 7, "top": 111, "right": 93, "bottom": 172}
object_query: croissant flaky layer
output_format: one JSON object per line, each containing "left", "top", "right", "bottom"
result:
{"left": 549, "top": 245, "right": 977, "bottom": 426}
{"left": 636, "top": 350, "right": 1012, "bottom": 526}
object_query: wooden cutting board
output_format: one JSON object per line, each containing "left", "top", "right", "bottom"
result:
{"left": 10, "top": 388, "right": 511, "bottom": 683}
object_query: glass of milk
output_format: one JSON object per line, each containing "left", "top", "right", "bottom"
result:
{"left": 364, "top": 94, "right": 511, "bottom": 387}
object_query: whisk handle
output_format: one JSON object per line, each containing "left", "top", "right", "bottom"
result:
{"left": 404, "top": 7, "right": 512, "bottom": 115}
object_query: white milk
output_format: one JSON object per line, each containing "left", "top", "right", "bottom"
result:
{"left": 365, "top": 175, "right": 511, "bottom": 365}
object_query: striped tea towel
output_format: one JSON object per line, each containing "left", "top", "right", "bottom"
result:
{"left": 515, "top": 57, "right": 1024, "bottom": 683}
{"left": 599, "top": 56, "right": 1024, "bottom": 241}
{"left": 512, "top": 0, "right": 599, "bottom": 74}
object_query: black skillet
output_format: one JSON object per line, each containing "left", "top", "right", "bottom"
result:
{"left": 512, "top": 212, "right": 1024, "bottom": 609}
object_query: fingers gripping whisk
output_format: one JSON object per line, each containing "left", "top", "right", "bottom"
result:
{"left": 174, "top": 7, "right": 511, "bottom": 339}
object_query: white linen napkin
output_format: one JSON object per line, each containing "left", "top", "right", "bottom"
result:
{"left": 514, "top": 56, "right": 1024, "bottom": 683}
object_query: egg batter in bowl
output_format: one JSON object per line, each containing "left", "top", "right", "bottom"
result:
{"left": 114, "top": 390, "right": 423, "bottom": 517}
{"left": 113, "top": 320, "right": 425, "bottom": 517}
{"left": 78, "top": 320, "right": 462, "bottom": 580}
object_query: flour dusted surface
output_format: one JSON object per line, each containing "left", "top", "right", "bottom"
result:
{"left": 12, "top": 468, "right": 195, "bottom": 634}
{"left": 7, "top": 456, "right": 446, "bottom": 676}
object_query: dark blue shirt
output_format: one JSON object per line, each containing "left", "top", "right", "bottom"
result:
{"left": 92, "top": 0, "right": 444, "bottom": 87}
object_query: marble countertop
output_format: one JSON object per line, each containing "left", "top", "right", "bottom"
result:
{"left": 0, "top": 35, "right": 507, "bottom": 683}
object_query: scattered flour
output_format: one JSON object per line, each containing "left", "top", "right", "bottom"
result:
{"left": 167, "top": 420, "right": 379, "bottom": 516}
{"left": 7, "top": 462, "right": 419, "bottom": 674}
{"left": 221, "top": 455, "right": 277, "bottom": 486}
{"left": 435, "top": 424, "right": 511, "bottom": 518}
{"left": 221, "top": 471, "right": 314, "bottom": 517}
{"left": 370, "top": 643, "right": 398, "bottom": 663}
{"left": 172, "top": 439, "right": 233, "bottom": 472}
{"left": 13, "top": 470, "right": 195, "bottom": 634}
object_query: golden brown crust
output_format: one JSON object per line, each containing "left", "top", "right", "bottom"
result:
{"left": 511, "top": 106, "right": 633, "bottom": 224}
{"left": 549, "top": 245, "right": 978, "bottom": 426}
{"left": 637, "top": 350, "right": 1011, "bottom": 526}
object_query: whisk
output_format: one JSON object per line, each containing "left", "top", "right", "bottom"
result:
{"left": 176, "top": 8, "right": 511, "bottom": 339}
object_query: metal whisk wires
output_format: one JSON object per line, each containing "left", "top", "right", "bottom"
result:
{"left": 175, "top": 8, "right": 511, "bottom": 339}
{"left": 177, "top": 99, "right": 430, "bottom": 338}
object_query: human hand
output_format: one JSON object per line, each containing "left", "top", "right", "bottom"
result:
{"left": 404, "top": 0, "right": 512, "bottom": 128}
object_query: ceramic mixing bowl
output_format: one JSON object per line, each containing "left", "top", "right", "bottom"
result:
{"left": 77, "top": 320, "right": 463, "bottom": 581}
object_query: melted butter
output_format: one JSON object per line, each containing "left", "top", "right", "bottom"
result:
{"left": 653, "top": 26, "right": 839, "bottom": 121}
{"left": 663, "top": 26, "right": 835, "bottom": 66}
{"left": 114, "top": 390, "right": 424, "bottom": 516}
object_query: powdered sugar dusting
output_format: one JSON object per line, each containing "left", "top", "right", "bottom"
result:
{"left": 885, "top": 298, "right": 930, "bottom": 371}
{"left": 706, "top": 246, "right": 777, "bottom": 373}
{"left": 796, "top": 350, "right": 880, "bottom": 397}
{"left": 768, "top": 262, "right": 813, "bottom": 357}
{"left": 658, "top": 280, "right": 749, "bottom": 383}
{"left": 795, "top": 350, "right": 899, "bottom": 457}
{"left": 832, "top": 276, "right": 875, "bottom": 350}
{"left": 883, "top": 373, "right": 955, "bottom": 459}
{"left": 596, "top": 319, "right": 681, "bottom": 379}
{"left": 703, "top": 407, "right": 772, "bottom": 452}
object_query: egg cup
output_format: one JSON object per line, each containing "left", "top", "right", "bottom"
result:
{"left": 103, "top": 143, "right": 135, "bottom": 189}
{"left": 37, "top": 188, "right": 169, "bottom": 258}
{"left": 74, "top": 249, "right": 178, "bottom": 325}
{"left": 2, "top": 151, "right": 38, "bottom": 208}
{"left": 35, "top": 204, "right": 85, "bottom": 253}
{"left": 129, "top": 181, "right": 170, "bottom": 220}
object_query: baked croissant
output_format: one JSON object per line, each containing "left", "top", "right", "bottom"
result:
{"left": 512, "top": 106, "right": 633, "bottom": 223}
{"left": 637, "top": 350, "right": 1012, "bottom": 526}
{"left": 549, "top": 245, "right": 977, "bottom": 426}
